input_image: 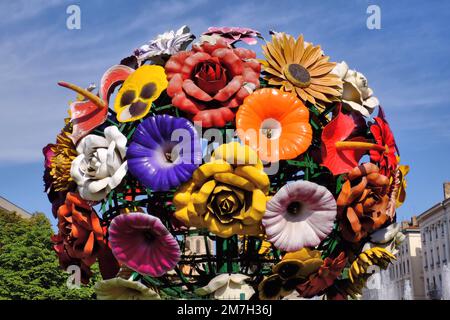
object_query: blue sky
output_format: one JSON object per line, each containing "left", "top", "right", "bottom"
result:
{"left": 0, "top": 0, "right": 449, "bottom": 226}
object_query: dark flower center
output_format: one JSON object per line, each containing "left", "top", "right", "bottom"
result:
{"left": 284, "top": 63, "right": 311, "bottom": 88}
{"left": 144, "top": 231, "right": 156, "bottom": 243}
{"left": 262, "top": 275, "right": 283, "bottom": 298}
{"left": 278, "top": 262, "right": 301, "bottom": 280}
{"left": 287, "top": 201, "right": 303, "bottom": 216}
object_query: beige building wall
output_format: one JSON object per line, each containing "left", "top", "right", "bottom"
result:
{"left": 0, "top": 196, "right": 32, "bottom": 219}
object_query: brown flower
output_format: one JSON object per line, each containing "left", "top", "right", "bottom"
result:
{"left": 337, "top": 163, "right": 390, "bottom": 243}
{"left": 49, "top": 126, "right": 77, "bottom": 191}
{"left": 52, "top": 192, "right": 105, "bottom": 268}
{"left": 296, "top": 251, "right": 347, "bottom": 298}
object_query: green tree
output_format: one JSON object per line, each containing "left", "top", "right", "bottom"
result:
{"left": 0, "top": 209, "right": 99, "bottom": 300}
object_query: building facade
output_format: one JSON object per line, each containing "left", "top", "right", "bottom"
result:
{"left": 417, "top": 186, "right": 450, "bottom": 300}
{"left": 388, "top": 217, "right": 426, "bottom": 299}
{"left": 0, "top": 196, "right": 31, "bottom": 218}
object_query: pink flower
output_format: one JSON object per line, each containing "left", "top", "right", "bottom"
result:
{"left": 108, "top": 212, "right": 181, "bottom": 277}
{"left": 202, "top": 27, "right": 262, "bottom": 45}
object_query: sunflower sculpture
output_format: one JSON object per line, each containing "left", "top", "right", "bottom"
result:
{"left": 43, "top": 25, "right": 407, "bottom": 300}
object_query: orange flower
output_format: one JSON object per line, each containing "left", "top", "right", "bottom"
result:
{"left": 236, "top": 88, "right": 312, "bottom": 162}
{"left": 336, "top": 163, "right": 390, "bottom": 243}
{"left": 296, "top": 251, "right": 347, "bottom": 298}
{"left": 53, "top": 192, "right": 105, "bottom": 267}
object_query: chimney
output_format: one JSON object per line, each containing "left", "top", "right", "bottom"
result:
{"left": 412, "top": 216, "right": 418, "bottom": 227}
{"left": 444, "top": 182, "right": 450, "bottom": 200}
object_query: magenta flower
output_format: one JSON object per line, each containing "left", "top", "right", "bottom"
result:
{"left": 202, "top": 27, "right": 262, "bottom": 45}
{"left": 108, "top": 213, "right": 181, "bottom": 277}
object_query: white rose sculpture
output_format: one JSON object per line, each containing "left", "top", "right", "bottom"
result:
{"left": 332, "top": 61, "right": 380, "bottom": 117}
{"left": 71, "top": 125, "right": 128, "bottom": 201}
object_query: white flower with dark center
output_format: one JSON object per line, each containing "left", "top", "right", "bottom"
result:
{"left": 71, "top": 126, "right": 127, "bottom": 201}
{"left": 263, "top": 180, "right": 337, "bottom": 252}
{"left": 332, "top": 61, "right": 380, "bottom": 117}
{"left": 134, "top": 25, "right": 195, "bottom": 64}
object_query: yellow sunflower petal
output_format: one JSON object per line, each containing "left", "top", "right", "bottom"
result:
{"left": 309, "top": 62, "right": 337, "bottom": 77}
{"left": 303, "top": 46, "right": 323, "bottom": 69}
{"left": 292, "top": 34, "right": 305, "bottom": 63}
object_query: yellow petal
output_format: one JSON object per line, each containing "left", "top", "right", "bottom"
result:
{"left": 192, "top": 180, "right": 216, "bottom": 215}
{"left": 212, "top": 142, "right": 262, "bottom": 169}
{"left": 234, "top": 165, "right": 270, "bottom": 194}
{"left": 213, "top": 172, "right": 255, "bottom": 192}
{"left": 192, "top": 160, "right": 233, "bottom": 186}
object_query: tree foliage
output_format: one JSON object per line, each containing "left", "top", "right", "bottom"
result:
{"left": 0, "top": 209, "right": 98, "bottom": 300}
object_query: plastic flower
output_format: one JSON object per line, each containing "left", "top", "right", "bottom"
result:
{"left": 127, "top": 115, "right": 202, "bottom": 191}
{"left": 134, "top": 25, "right": 195, "bottom": 65}
{"left": 114, "top": 65, "right": 168, "bottom": 122}
{"left": 263, "top": 180, "right": 337, "bottom": 252}
{"left": 296, "top": 252, "right": 347, "bottom": 298}
{"left": 321, "top": 106, "right": 386, "bottom": 175}
{"left": 395, "top": 164, "right": 409, "bottom": 208}
{"left": 336, "top": 163, "right": 391, "bottom": 243}
{"left": 71, "top": 126, "right": 128, "bottom": 201}
{"left": 202, "top": 27, "right": 262, "bottom": 45}
{"left": 261, "top": 33, "right": 342, "bottom": 109}
{"left": 50, "top": 128, "right": 78, "bottom": 191}
{"left": 52, "top": 193, "right": 105, "bottom": 268}
{"left": 108, "top": 212, "right": 181, "bottom": 277}
{"left": 362, "top": 223, "right": 405, "bottom": 255}
{"left": 195, "top": 273, "right": 255, "bottom": 300}
{"left": 236, "top": 88, "right": 312, "bottom": 162}
{"left": 95, "top": 277, "right": 160, "bottom": 300}
{"left": 370, "top": 116, "right": 398, "bottom": 177}
{"left": 348, "top": 247, "right": 395, "bottom": 283}
{"left": 174, "top": 142, "right": 270, "bottom": 238}
{"left": 165, "top": 37, "right": 261, "bottom": 127}
{"left": 58, "top": 65, "right": 134, "bottom": 143}
{"left": 259, "top": 248, "right": 323, "bottom": 300}
{"left": 332, "top": 61, "right": 379, "bottom": 117}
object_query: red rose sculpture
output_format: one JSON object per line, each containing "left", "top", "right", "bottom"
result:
{"left": 165, "top": 38, "right": 260, "bottom": 127}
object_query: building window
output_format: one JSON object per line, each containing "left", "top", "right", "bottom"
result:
{"left": 407, "top": 260, "right": 410, "bottom": 273}
{"left": 424, "top": 252, "right": 428, "bottom": 267}
{"left": 406, "top": 245, "right": 409, "bottom": 254}
{"left": 431, "top": 249, "right": 434, "bottom": 266}
{"left": 427, "top": 278, "right": 430, "bottom": 290}
{"left": 444, "top": 244, "right": 447, "bottom": 262}
{"left": 442, "top": 224, "right": 445, "bottom": 237}
{"left": 437, "top": 246, "right": 440, "bottom": 264}
{"left": 429, "top": 230, "right": 432, "bottom": 242}
{"left": 435, "top": 226, "right": 439, "bottom": 239}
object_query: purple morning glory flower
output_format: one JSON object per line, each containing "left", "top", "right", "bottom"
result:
{"left": 127, "top": 115, "right": 202, "bottom": 191}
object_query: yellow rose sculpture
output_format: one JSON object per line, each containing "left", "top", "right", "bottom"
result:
{"left": 174, "top": 142, "right": 270, "bottom": 238}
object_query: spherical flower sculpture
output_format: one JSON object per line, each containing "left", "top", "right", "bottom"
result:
{"left": 44, "top": 25, "right": 407, "bottom": 300}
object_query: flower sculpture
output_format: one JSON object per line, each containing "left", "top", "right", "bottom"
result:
{"left": 263, "top": 180, "right": 337, "bottom": 252}
{"left": 202, "top": 27, "right": 262, "bottom": 45}
{"left": 370, "top": 116, "right": 398, "bottom": 177}
{"left": 296, "top": 252, "right": 347, "bottom": 298}
{"left": 165, "top": 37, "right": 261, "bottom": 127}
{"left": 195, "top": 273, "right": 255, "bottom": 299}
{"left": 236, "top": 88, "right": 312, "bottom": 162}
{"left": 134, "top": 25, "right": 195, "bottom": 65}
{"left": 127, "top": 115, "right": 202, "bottom": 191}
{"left": 259, "top": 248, "right": 323, "bottom": 300}
{"left": 95, "top": 277, "right": 160, "bottom": 300}
{"left": 332, "top": 61, "right": 379, "bottom": 117}
{"left": 45, "top": 26, "right": 406, "bottom": 300}
{"left": 108, "top": 212, "right": 181, "bottom": 277}
{"left": 71, "top": 126, "right": 128, "bottom": 201}
{"left": 49, "top": 126, "right": 78, "bottom": 191}
{"left": 114, "top": 65, "right": 168, "bottom": 122}
{"left": 261, "top": 33, "right": 342, "bottom": 109}
{"left": 52, "top": 192, "right": 106, "bottom": 283}
{"left": 337, "top": 163, "right": 391, "bottom": 243}
{"left": 174, "top": 142, "right": 269, "bottom": 238}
